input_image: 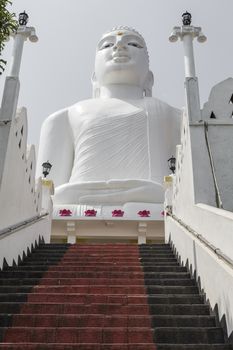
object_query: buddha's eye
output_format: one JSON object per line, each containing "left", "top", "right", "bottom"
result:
{"left": 128, "top": 42, "right": 143, "bottom": 48}
{"left": 100, "top": 42, "right": 114, "bottom": 50}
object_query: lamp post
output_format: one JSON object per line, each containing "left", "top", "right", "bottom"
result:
{"left": 169, "top": 11, "right": 206, "bottom": 78}
{"left": 0, "top": 12, "right": 39, "bottom": 186}
{"left": 41, "top": 161, "right": 54, "bottom": 212}
{"left": 182, "top": 11, "right": 192, "bottom": 26}
{"left": 168, "top": 156, "right": 176, "bottom": 174}
{"left": 42, "top": 161, "right": 52, "bottom": 178}
{"left": 169, "top": 12, "right": 207, "bottom": 122}
{"left": 18, "top": 11, "right": 29, "bottom": 26}
{"left": 9, "top": 11, "right": 38, "bottom": 78}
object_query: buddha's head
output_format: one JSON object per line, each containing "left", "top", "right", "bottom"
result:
{"left": 93, "top": 26, "right": 154, "bottom": 97}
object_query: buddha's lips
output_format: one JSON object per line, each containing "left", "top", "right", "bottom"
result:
{"left": 112, "top": 55, "right": 130, "bottom": 63}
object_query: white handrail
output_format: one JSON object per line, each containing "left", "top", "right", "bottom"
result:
{"left": 0, "top": 212, "right": 49, "bottom": 239}
{"left": 166, "top": 208, "right": 233, "bottom": 269}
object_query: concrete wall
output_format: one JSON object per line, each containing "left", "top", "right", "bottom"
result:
{"left": 0, "top": 78, "right": 52, "bottom": 267}
{"left": 0, "top": 215, "right": 51, "bottom": 269}
{"left": 0, "top": 107, "right": 42, "bottom": 230}
{"left": 165, "top": 77, "right": 233, "bottom": 338}
{"left": 165, "top": 216, "right": 233, "bottom": 338}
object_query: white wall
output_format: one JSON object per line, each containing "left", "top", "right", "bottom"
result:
{"left": 165, "top": 77, "right": 233, "bottom": 338}
{"left": 0, "top": 77, "right": 52, "bottom": 267}
{"left": 0, "top": 215, "right": 51, "bottom": 269}
{"left": 0, "top": 107, "right": 42, "bottom": 230}
{"left": 165, "top": 216, "right": 233, "bottom": 337}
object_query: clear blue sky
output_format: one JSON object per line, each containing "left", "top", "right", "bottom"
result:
{"left": 0, "top": 0, "right": 232, "bottom": 150}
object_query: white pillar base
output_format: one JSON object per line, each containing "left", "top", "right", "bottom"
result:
{"left": 138, "top": 222, "right": 147, "bottom": 244}
{"left": 66, "top": 221, "right": 76, "bottom": 244}
{"left": 67, "top": 235, "right": 76, "bottom": 244}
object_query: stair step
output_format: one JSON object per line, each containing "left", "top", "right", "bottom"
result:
{"left": 41, "top": 252, "right": 174, "bottom": 256}
{"left": 148, "top": 294, "right": 204, "bottom": 304}
{"left": 156, "top": 345, "right": 233, "bottom": 350}
{"left": 154, "top": 327, "right": 224, "bottom": 344}
{"left": 0, "top": 303, "right": 21, "bottom": 314}
{"left": 0, "top": 294, "right": 28, "bottom": 302}
{"left": 145, "top": 279, "right": 196, "bottom": 286}
{"left": 37, "top": 278, "right": 147, "bottom": 286}
{"left": 0, "top": 278, "right": 195, "bottom": 287}
{"left": 0, "top": 272, "right": 190, "bottom": 279}
{"left": 32, "top": 285, "right": 148, "bottom": 294}
{"left": 3, "top": 313, "right": 215, "bottom": 328}
{"left": 0, "top": 270, "right": 45, "bottom": 278}
{"left": 0, "top": 344, "right": 157, "bottom": 349}
{"left": 0, "top": 303, "right": 151, "bottom": 315}
{"left": 147, "top": 286, "right": 199, "bottom": 294}
{"left": 4, "top": 266, "right": 48, "bottom": 271}
{"left": 141, "top": 255, "right": 176, "bottom": 258}
{"left": 0, "top": 278, "right": 41, "bottom": 285}
{"left": 3, "top": 326, "right": 155, "bottom": 343}
{"left": 25, "top": 293, "right": 149, "bottom": 304}
{"left": 142, "top": 261, "right": 178, "bottom": 265}
{"left": 151, "top": 315, "right": 216, "bottom": 327}
{"left": 143, "top": 266, "right": 187, "bottom": 272}
{"left": 149, "top": 304, "right": 210, "bottom": 315}
{"left": 7, "top": 265, "right": 144, "bottom": 272}
{"left": 9, "top": 314, "right": 152, "bottom": 327}
{"left": 0, "top": 286, "right": 32, "bottom": 293}
{"left": 0, "top": 345, "right": 231, "bottom": 350}
{"left": 140, "top": 244, "right": 170, "bottom": 247}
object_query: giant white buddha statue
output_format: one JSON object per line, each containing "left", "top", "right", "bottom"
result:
{"left": 37, "top": 26, "right": 181, "bottom": 206}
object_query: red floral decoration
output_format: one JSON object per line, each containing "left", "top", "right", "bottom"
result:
{"left": 138, "top": 210, "right": 150, "bottom": 217}
{"left": 112, "top": 209, "right": 124, "bottom": 217}
{"left": 84, "top": 209, "right": 97, "bottom": 217}
{"left": 59, "top": 209, "right": 72, "bottom": 216}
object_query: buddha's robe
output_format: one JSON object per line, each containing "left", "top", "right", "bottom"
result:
{"left": 37, "top": 98, "right": 181, "bottom": 205}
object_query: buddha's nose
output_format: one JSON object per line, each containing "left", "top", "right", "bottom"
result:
{"left": 113, "top": 40, "right": 126, "bottom": 50}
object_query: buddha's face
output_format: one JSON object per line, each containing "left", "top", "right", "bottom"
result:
{"left": 94, "top": 30, "right": 149, "bottom": 87}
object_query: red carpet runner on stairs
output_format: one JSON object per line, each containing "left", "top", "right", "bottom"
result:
{"left": 1, "top": 243, "right": 157, "bottom": 349}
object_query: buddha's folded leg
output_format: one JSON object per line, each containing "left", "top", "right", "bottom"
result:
{"left": 53, "top": 181, "right": 164, "bottom": 205}
{"left": 53, "top": 182, "right": 121, "bottom": 204}
{"left": 79, "top": 184, "right": 164, "bottom": 205}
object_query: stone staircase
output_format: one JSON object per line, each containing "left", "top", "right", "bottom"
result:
{"left": 0, "top": 243, "right": 231, "bottom": 349}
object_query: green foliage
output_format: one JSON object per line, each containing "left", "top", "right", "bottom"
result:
{"left": 0, "top": 0, "right": 18, "bottom": 74}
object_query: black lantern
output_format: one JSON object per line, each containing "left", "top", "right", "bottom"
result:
{"left": 168, "top": 156, "right": 176, "bottom": 174}
{"left": 19, "top": 11, "right": 29, "bottom": 26}
{"left": 42, "top": 161, "right": 52, "bottom": 178}
{"left": 182, "top": 11, "right": 192, "bottom": 26}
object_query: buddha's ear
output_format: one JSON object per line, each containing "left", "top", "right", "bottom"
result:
{"left": 144, "top": 70, "right": 154, "bottom": 97}
{"left": 92, "top": 72, "right": 100, "bottom": 98}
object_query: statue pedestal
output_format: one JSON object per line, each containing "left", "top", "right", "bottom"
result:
{"left": 51, "top": 203, "right": 165, "bottom": 244}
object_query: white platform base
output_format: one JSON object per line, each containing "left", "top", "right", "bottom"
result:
{"left": 52, "top": 203, "right": 164, "bottom": 244}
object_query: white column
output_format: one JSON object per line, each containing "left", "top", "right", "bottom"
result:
{"left": 183, "top": 34, "right": 196, "bottom": 77}
{"left": 169, "top": 24, "right": 206, "bottom": 79}
{"left": 9, "top": 33, "right": 25, "bottom": 77}
{"left": 9, "top": 26, "right": 38, "bottom": 78}
{"left": 169, "top": 22, "right": 206, "bottom": 122}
